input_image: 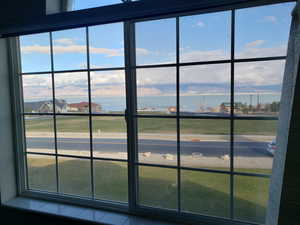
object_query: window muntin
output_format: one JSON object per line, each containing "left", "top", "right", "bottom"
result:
{"left": 19, "top": 2, "right": 295, "bottom": 224}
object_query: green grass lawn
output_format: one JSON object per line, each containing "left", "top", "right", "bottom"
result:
{"left": 28, "top": 157, "right": 269, "bottom": 224}
{"left": 25, "top": 116, "right": 277, "bottom": 136}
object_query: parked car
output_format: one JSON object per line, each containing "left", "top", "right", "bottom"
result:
{"left": 267, "top": 139, "right": 277, "bottom": 156}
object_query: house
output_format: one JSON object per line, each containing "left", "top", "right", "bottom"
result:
{"left": 68, "top": 102, "right": 101, "bottom": 112}
{"left": 24, "top": 99, "right": 68, "bottom": 113}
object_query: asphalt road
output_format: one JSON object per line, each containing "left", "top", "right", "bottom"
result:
{"left": 26, "top": 137, "right": 272, "bottom": 157}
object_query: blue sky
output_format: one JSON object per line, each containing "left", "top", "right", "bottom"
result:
{"left": 20, "top": 2, "right": 295, "bottom": 104}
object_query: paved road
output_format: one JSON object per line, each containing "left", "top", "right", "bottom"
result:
{"left": 26, "top": 137, "right": 272, "bottom": 157}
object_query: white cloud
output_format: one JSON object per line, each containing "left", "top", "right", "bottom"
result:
{"left": 196, "top": 21, "right": 205, "bottom": 27}
{"left": 54, "top": 38, "right": 76, "bottom": 45}
{"left": 262, "top": 16, "right": 277, "bottom": 23}
{"left": 245, "top": 40, "right": 265, "bottom": 48}
{"left": 23, "top": 41, "right": 287, "bottom": 99}
{"left": 21, "top": 45, "right": 151, "bottom": 57}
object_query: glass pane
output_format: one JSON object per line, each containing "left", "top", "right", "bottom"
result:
{"left": 27, "top": 154, "right": 56, "bottom": 192}
{"left": 52, "top": 28, "right": 87, "bottom": 71}
{"left": 181, "top": 119, "right": 230, "bottom": 170}
{"left": 94, "top": 160, "right": 128, "bottom": 202}
{"left": 236, "top": 2, "right": 295, "bottom": 58}
{"left": 139, "top": 166, "right": 177, "bottom": 210}
{"left": 91, "top": 70, "right": 126, "bottom": 114}
{"left": 20, "top": 33, "right": 51, "bottom": 73}
{"left": 234, "top": 176, "right": 270, "bottom": 224}
{"left": 180, "top": 11, "right": 230, "bottom": 63}
{"left": 56, "top": 116, "right": 90, "bottom": 156}
{"left": 22, "top": 74, "right": 53, "bottom": 113}
{"left": 180, "top": 64, "right": 230, "bottom": 115}
{"left": 25, "top": 116, "right": 55, "bottom": 153}
{"left": 92, "top": 117, "right": 127, "bottom": 159}
{"left": 89, "top": 23, "right": 124, "bottom": 68}
{"left": 54, "top": 72, "right": 89, "bottom": 113}
{"left": 138, "top": 118, "right": 177, "bottom": 166}
{"left": 136, "top": 18, "right": 176, "bottom": 65}
{"left": 235, "top": 60, "right": 285, "bottom": 117}
{"left": 58, "top": 157, "right": 92, "bottom": 197}
{"left": 137, "top": 67, "right": 176, "bottom": 115}
{"left": 181, "top": 170, "right": 230, "bottom": 218}
{"left": 234, "top": 120, "right": 277, "bottom": 174}
{"left": 73, "top": 0, "right": 123, "bottom": 10}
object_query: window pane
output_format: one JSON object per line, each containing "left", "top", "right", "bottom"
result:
{"left": 236, "top": 2, "right": 294, "bottom": 58}
{"left": 73, "top": 0, "right": 123, "bottom": 10}
{"left": 94, "top": 160, "right": 128, "bottom": 202}
{"left": 139, "top": 166, "right": 177, "bottom": 210}
{"left": 136, "top": 18, "right": 176, "bottom": 65}
{"left": 91, "top": 70, "right": 126, "bottom": 114}
{"left": 92, "top": 117, "right": 127, "bottom": 160}
{"left": 89, "top": 23, "right": 124, "bottom": 68}
{"left": 54, "top": 72, "right": 89, "bottom": 113}
{"left": 180, "top": 119, "right": 230, "bottom": 170}
{"left": 234, "top": 176, "right": 270, "bottom": 224}
{"left": 25, "top": 116, "right": 55, "bottom": 154}
{"left": 137, "top": 67, "right": 176, "bottom": 115}
{"left": 181, "top": 170, "right": 230, "bottom": 218}
{"left": 52, "top": 28, "right": 87, "bottom": 71}
{"left": 180, "top": 11, "right": 230, "bottom": 63}
{"left": 234, "top": 120, "right": 277, "bottom": 174}
{"left": 22, "top": 74, "right": 53, "bottom": 113}
{"left": 58, "top": 157, "right": 92, "bottom": 197}
{"left": 20, "top": 33, "right": 51, "bottom": 73}
{"left": 138, "top": 118, "right": 177, "bottom": 166}
{"left": 27, "top": 154, "right": 56, "bottom": 192}
{"left": 56, "top": 116, "right": 90, "bottom": 156}
{"left": 180, "top": 64, "right": 230, "bottom": 115}
{"left": 235, "top": 60, "right": 285, "bottom": 117}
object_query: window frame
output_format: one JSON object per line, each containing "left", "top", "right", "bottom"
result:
{"left": 9, "top": 1, "right": 295, "bottom": 225}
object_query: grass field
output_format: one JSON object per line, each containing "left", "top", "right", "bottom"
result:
{"left": 25, "top": 116, "right": 277, "bottom": 135}
{"left": 28, "top": 156, "right": 270, "bottom": 224}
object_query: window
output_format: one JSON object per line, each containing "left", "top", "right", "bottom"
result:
{"left": 72, "top": 0, "right": 137, "bottom": 11}
{"left": 18, "top": 2, "right": 295, "bottom": 225}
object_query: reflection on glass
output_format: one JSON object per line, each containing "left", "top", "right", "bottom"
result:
{"left": 180, "top": 64, "right": 230, "bottom": 115}
{"left": 234, "top": 176, "right": 270, "bottom": 224}
{"left": 180, "top": 119, "right": 230, "bottom": 170}
{"left": 54, "top": 72, "right": 89, "bottom": 113}
{"left": 52, "top": 28, "right": 87, "bottom": 71}
{"left": 137, "top": 67, "right": 176, "bottom": 115}
{"left": 25, "top": 116, "right": 55, "bottom": 153}
{"left": 235, "top": 61, "right": 285, "bottom": 116}
{"left": 56, "top": 116, "right": 90, "bottom": 156}
{"left": 27, "top": 154, "right": 56, "bottom": 192}
{"left": 94, "top": 160, "right": 128, "bottom": 202}
{"left": 139, "top": 166, "right": 177, "bottom": 209}
{"left": 138, "top": 118, "right": 177, "bottom": 166}
{"left": 89, "top": 23, "right": 124, "bottom": 68}
{"left": 180, "top": 11, "right": 230, "bottom": 63}
{"left": 90, "top": 70, "right": 126, "bottom": 113}
{"left": 234, "top": 120, "right": 277, "bottom": 174}
{"left": 73, "top": 0, "right": 123, "bottom": 11}
{"left": 58, "top": 157, "right": 91, "bottom": 197}
{"left": 235, "top": 2, "right": 295, "bottom": 58}
{"left": 22, "top": 74, "right": 53, "bottom": 113}
{"left": 181, "top": 170, "right": 230, "bottom": 218}
{"left": 136, "top": 18, "right": 176, "bottom": 65}
{"left": 92, "top": 117, "right": 127, "bottom": 159}
{"left": 20, "top": 33, "right": 51, "bottom": 73}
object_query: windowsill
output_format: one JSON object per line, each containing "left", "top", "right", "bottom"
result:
{"left": 3, "top": 197, "right": 177, "bottom": 225}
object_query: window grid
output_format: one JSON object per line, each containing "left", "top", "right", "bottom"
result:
{"left": 19, "top": 7, "right": 286, "bottom": 224}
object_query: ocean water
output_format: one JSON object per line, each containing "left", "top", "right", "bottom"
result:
{"left": 25, "top": 94, "right": 281, "bottom": 112}
{"left": 96, "top": 93, "right": 281, "bottom": 112}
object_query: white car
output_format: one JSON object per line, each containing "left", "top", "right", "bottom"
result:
{"left": 267, "top": 139, "right": 277, "bottom": 156}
